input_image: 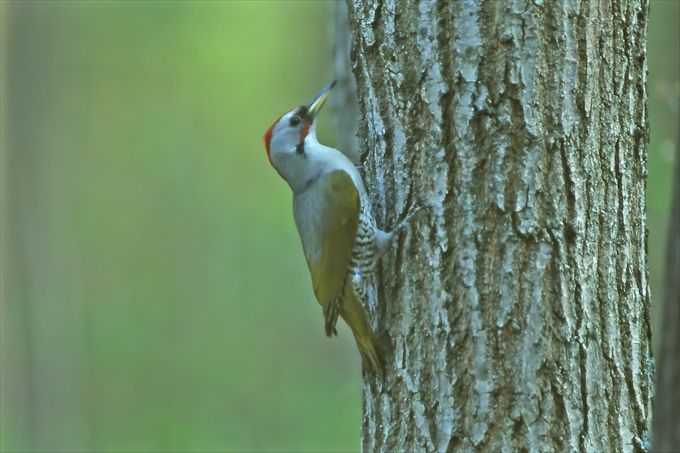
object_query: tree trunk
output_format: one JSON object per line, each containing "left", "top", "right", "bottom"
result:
{"left": 341, "top": 0, "right": 654, "bottom": 451}
{"left": 332, "top": 0, "right": 361, "bottom": 165}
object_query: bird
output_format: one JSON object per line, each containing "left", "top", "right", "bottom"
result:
{"left": 262, "top": 81, "right": 420, "bottom": 378}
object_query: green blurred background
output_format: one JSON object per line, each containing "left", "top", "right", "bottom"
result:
{"left": 0, "top": 2, "right": 677, "bottom": 452}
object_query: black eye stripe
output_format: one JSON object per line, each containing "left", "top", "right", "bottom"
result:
{"left": 297, "top": 105, "right": 309, "bottom": 118}
{"left": 290, "top": 105, "right": 310, "bottom": 126}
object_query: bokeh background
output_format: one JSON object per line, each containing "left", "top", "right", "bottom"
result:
{"left": 1, "top": 2, "right": 678, "bottom": 452}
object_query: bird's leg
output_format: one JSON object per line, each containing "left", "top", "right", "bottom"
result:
{"left": 374, "top": 203, "right": 431, "bottom": 260}
{"left": 390, "top": 203, "right": 429, "bottom": 236}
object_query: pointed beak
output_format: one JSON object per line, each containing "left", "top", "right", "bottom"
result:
{"left": 307, "top": 80, "right": 336, "bottom": 119}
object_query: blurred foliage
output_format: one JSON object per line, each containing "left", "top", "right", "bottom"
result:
{"left": 0, "top": 1, "right": 677, "bottom": 452}
{"left": 1, "top": 2, "right": 360, "bottom": 452}
{"left": 647, "top": 0, "right": 679, "bottom": 356}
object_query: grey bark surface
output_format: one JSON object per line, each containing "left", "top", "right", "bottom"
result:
{"left": 652, "top": 135, "right": 680, "bottom": 453}
{"left": 332, "top": 0, "right": 361, "bottom": 164}
{"left": 341, "top": 0, "right": 654, "bottom": 452}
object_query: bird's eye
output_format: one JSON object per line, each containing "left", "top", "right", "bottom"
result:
{"left": 289, "top": 117, "right": 301, "bottom": 127}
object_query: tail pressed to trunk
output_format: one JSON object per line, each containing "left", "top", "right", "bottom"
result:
{"left": 339, "top": 290, "right": 386, "bottom": 379}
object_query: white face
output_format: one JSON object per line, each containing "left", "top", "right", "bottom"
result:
{"left": 263, "top": 82, "right": 334, "bottom": 179}
{"left": 263, "top": 106, "right": 319, "bottom": 191}
{"left": 268, "top": 107, "right": 311, "bottom": 160}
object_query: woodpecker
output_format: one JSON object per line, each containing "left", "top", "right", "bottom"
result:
{"left": 263, "top": 81, "right": 416, "bottom": 378}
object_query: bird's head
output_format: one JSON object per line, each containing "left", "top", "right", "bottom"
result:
{"left": 263, "top": 81, "right": 335, "bottom": 171}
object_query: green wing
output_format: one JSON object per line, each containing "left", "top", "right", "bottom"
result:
{"left": 307, "top": 170, "right": 360, "bottom": 307}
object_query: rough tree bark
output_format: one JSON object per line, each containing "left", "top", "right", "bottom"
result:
{"left": 338, "top": 1, "right": 654, "bottom": 451}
